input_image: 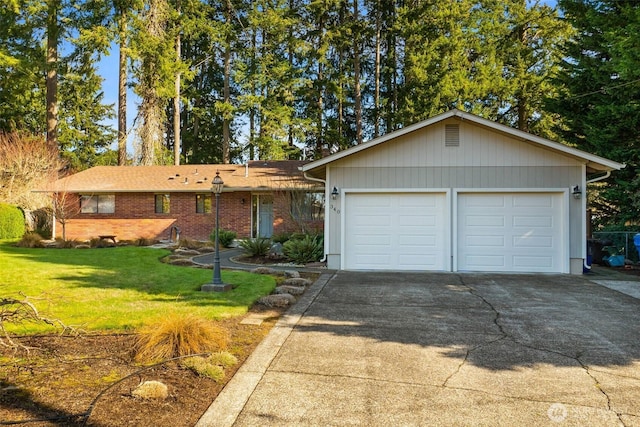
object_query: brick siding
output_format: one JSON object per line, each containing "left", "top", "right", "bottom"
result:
{"left": 56, "top": 191, "right": 323, "bottom": 242}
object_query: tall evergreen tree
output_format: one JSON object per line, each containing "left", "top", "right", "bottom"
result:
{"left": 551, "top": 0, "right": 640, "bottom": 226}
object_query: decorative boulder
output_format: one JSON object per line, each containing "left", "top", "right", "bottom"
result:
{"left": 251, "top": 267, "right": 279, "bottom": 275}
{"left": 174, "top": 248, "right": 201, "bottom": 256}
{"left": 258, "top": 294, "right": 296, "bottom": 307}
{"left": 275, "top": 285, "right": 306, "bottom": 296}
{"left": 284, "top": 270, "right": 300, "bottom": 279}
{"left": 282, "top": 278, "right": 313, "bottom": 287}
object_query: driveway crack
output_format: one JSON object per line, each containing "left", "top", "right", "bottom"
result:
{"left": 456, "top": 276, "right": 626, "bottom": 426}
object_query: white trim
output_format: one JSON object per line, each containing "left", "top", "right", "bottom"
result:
{"left": 453, "top": 189, "right": 570, "bottom": 274}
{"left": 302, "top": 109, "right": 625, "bottom": 174}
{"left": 340, "top": 188, "right": 451, "bottom": 271}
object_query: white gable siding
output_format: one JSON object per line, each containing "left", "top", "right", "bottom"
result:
{"left": 334, "top": 120, "right": 583, "bottom": 169}
{"left": 325, "top": 119, "right": 585, "bottom": 270}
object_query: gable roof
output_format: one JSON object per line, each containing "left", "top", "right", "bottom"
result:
{"left": 301, "top": 109, "right": 625, "bottom": 176}
{"left": 39, "top": 160, "right": 319, "bottom": 193}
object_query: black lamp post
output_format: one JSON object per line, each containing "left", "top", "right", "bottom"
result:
{"left": 202, "top": 171, "right": 231, "bottom": 292}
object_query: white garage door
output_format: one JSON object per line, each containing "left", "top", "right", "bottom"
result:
{"left": 344, "top": 193, "right": 447, "bottom": 270}
{"left": 457, "top": 193, "right": 566, "bottom": 273}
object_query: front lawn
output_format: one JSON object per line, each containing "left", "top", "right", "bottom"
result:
{"left": 0, "top": 241, "right": 277, "bottom": 333}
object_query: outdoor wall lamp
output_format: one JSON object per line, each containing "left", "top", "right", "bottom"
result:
{"left": 572, "top": 185, "right": 581, "bottom": 199}
{"left": 331, "top": 186, "right": 339, "bottom": 200}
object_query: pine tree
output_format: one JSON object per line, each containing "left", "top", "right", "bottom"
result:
{"left": 551, "top": 0, "right": 640, "bottom": 226}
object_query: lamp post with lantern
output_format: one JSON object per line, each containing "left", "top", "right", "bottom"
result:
{"left": 202, "top": 171, "right": 231, "bottom": 292}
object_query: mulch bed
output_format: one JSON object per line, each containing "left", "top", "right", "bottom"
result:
{"left": 0, "top": 307, "right": 284, "bottom": 427}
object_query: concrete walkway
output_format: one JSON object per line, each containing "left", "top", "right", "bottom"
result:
{"left": 197, "top": 271, "right": 640, "bottom": 427}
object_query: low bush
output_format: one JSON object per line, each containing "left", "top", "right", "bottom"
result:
{"left": 15, "top": 232, "right": 44, "bottom": 248}
{"left": 210, "top": 229, "right": 237, "bottom": 248}
{"left": 0, "top": 203, "right": 25, "bottom": 239}
{"left": 134, "top": 314, "right": 229, "bottom": 363}
{"left": 239, "top": 238, "right": 271, "bottom": 257}
{"left": 271, "top": 232, "right": 292, "bottom": 244}
{"left": 283, "top": 234, "right": 323, "bottom": 264}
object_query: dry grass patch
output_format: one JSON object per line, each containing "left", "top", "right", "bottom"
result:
{"left": 134, "top": 314, "right": 228, "bottom": 363}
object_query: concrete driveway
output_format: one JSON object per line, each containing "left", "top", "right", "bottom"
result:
{"left": 198, "top": 271, "right": 640, "bottom": 426}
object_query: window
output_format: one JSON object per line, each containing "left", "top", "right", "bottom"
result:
{"left": 80, "top": 195, "right": 115, "bottom": 214}
{"left": 291, "top": 192, "right": 324, "bottom": 221}
{"left": 155, "top": 194, "right": 170, "bottom": 213}
{"left": 196, "top": 194, "right": 212, "bottom": 213}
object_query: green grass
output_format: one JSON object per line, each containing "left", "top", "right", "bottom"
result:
{"left": 0, "top": 241, "right": 277, "bottom": 334}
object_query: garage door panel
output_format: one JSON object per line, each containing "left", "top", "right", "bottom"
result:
{"left": 512, "top": 235, "right": 553, "bottom": 248}
{"left": 512, "top": 216, "right": 553, "bottom": 228}
{"left": 467, "top": 235, "right": 504, "bottom": 246}
{"left": 345, "top": 193, "right": 447, "bottom": 271}
{"left": 458, "top": 193, "right": 564, "bottom": 273}
{"left": 466, "top": 215, "right": 505, "bottom": 227}
{"left": 465, "top": 255, "right": 506, "bottom": 267}
{"left": 512, "top": 194, "right": 553, "bottom": 207}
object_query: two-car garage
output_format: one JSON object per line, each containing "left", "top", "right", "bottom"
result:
{"left": 343, "top": 191, "right": 567, "bottom": 273}
{"left": 302, "top": 110, "right": 624, "bottom": 275}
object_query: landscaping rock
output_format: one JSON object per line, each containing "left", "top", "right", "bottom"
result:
{"left": 269, "top": 242, "right": 284, "bottom": 257}
{"left": 197, "top": 246, "right": 216, "bottom": 253}
{"left": 251, "top": 267, "right": 279, "bottom": 275}
{"left": 284, "top": 270, "right": 300, "bottom": 278}
{"left": 132, "top": 381, "right": 169, "bottom": 400}
{"left": 275, "top": 285, "right": 305, "bottom": 296}
{"left": 282, "top": 277, "right": 313, "bottom": 287}
{"left": 258, "top": 294, "right": 296, "bottom": 307}
{"left": 174, "top": 248, "right": 201, "bottom": 256}
{"left": 168, "top": 258, "right": 196, "bottom": 266}
{"left": 74, "top": 244, "right": 91, "bottom": 249}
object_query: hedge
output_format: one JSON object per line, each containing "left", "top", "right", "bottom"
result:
{"left": 0, "top": 203, "right": 25, "bottom": 239}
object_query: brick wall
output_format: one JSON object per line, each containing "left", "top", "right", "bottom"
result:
{"left": 56, "top": 190, "right": 323, "bottom": 242}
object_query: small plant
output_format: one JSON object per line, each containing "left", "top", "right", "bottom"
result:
{"left": 283, "top": 234, "right": 323, "bottom": 264}
{"left": 181, "top": 356, "right": 226, "bottom": 382}
{"left": 210, "top": 229, "right": 237, "bottom": 248}
{"left": 239, "top": 238, "right": 271, "bottom": 257}
{"left": 208, "top": 351, "right": 238, "bottom": 367}
{"left": 134, "top": 314, "right": 229, "bottom": 363}
{"left": 15, "top": 232, "right": 44, "bottom": 248}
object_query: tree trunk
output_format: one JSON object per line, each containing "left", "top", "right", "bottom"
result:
{"left": 46, "top": 0, "right": 59, "bottom": 148}
{"left": 173, "top": 8, "right": 181, "bottom": 166}
{"left": 117, "top": 10, "right": 127, "bottom": 166}
{"left": 353, "top": 0, "right": 362, "bottom": 145}
{"left": 222, "top": 0, "right": 232, "bottom": 164}
{"left": 374, "top": 0, "right": 381, "bottom": 138}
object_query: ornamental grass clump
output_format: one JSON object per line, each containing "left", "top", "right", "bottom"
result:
{"left": 134, "top": 314, "right": 228, "bottom": 363}
{"left": 14, "top": 232, "right": 44, "bottom": 248}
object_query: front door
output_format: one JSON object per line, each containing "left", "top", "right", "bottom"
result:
{"left": 252, "top": 195, "right": 273, "bottom": 238}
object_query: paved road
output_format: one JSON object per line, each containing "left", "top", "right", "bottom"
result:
{"left": 198, "top": 271, "right": 640, "bottom": 427}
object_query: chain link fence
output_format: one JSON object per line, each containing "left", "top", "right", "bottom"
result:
{"left": 591, "top": 231, "right": 640, "bottom": 264}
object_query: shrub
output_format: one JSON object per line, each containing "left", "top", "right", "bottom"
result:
{"left": 271, "top": 232, "right": 292, "bottom": 244}
{"left": 210, "top": 229, "right": 237, "bottom": 248}
{"left": 283, "top": 234, "right": 324, "bottom": 264}
{"left": 239, "top": 238, "right": 271, "bottom": 257}
{"left": 134, "top": 314, "right": 228, "bottom": 363}
{"left": 0, "top": 203, "right": 25, "bottom": 239}
{"left": 15, "top": 232, "right": 44, "bottom": 248}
